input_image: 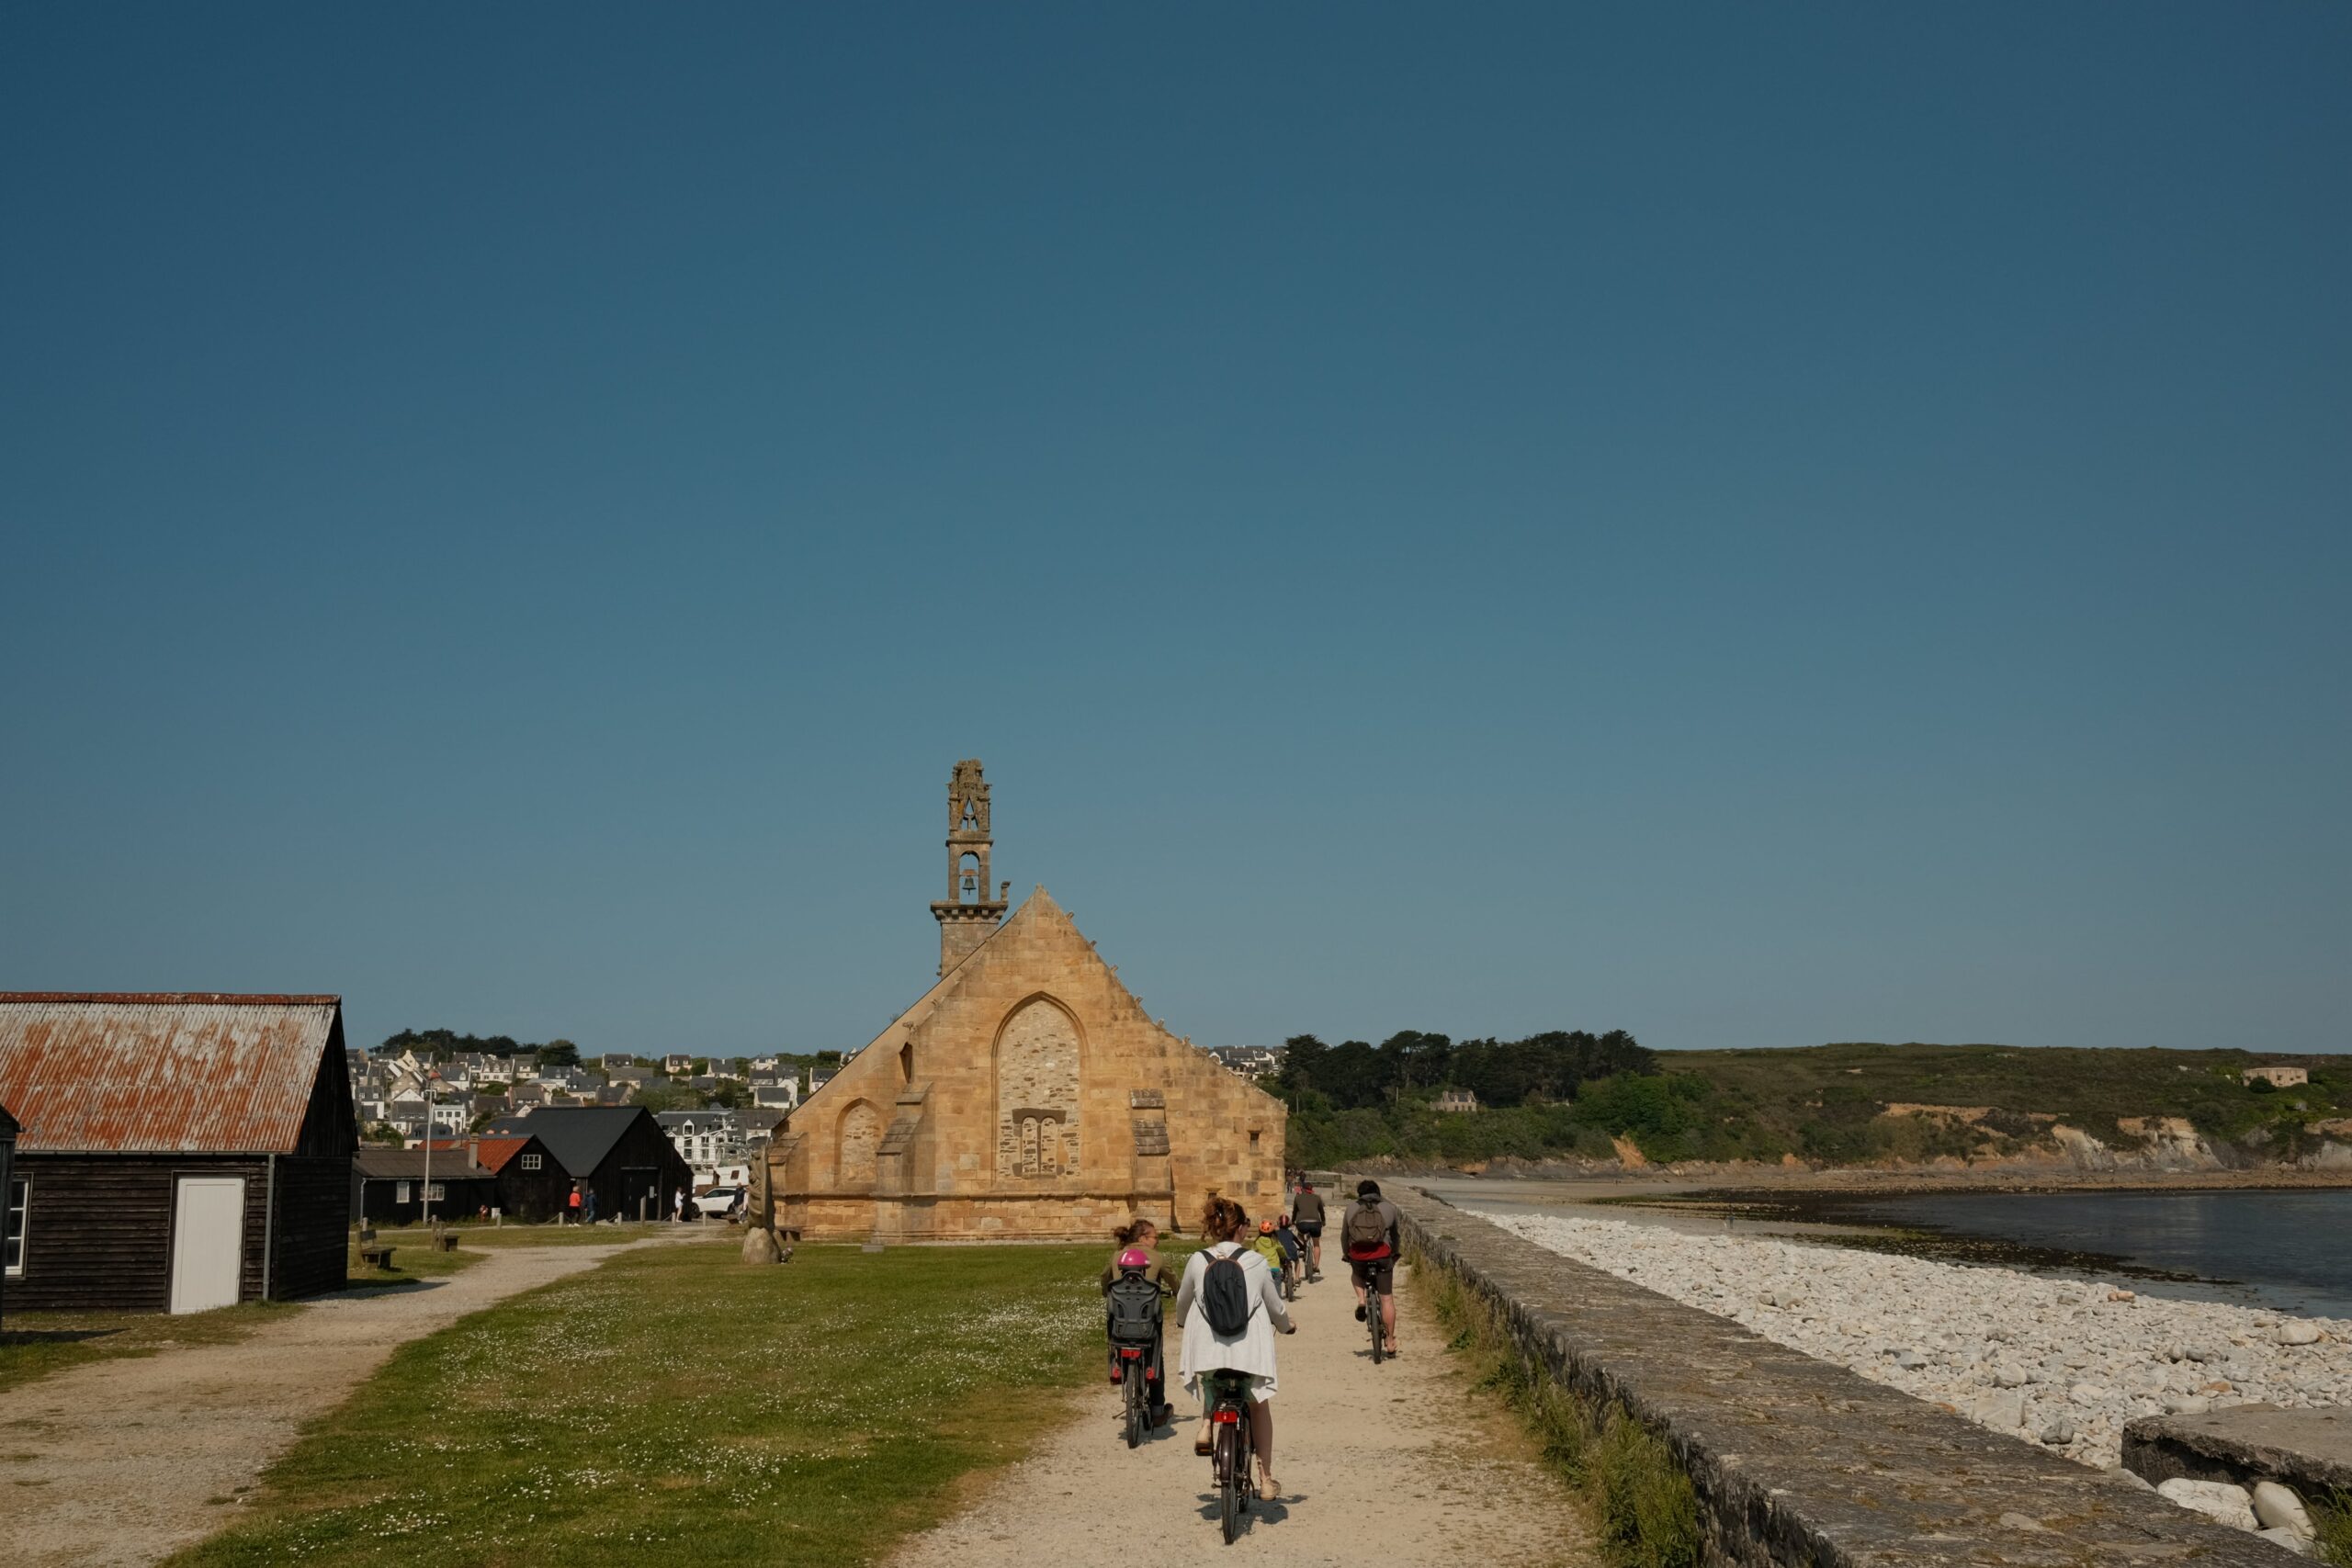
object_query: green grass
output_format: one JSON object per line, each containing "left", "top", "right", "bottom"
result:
{"left": 364, "top": 1220, "right": 675, "bottom": 1249}
{"left": 2313, "top": 1489, "right": 2352, "bottom": 1568}
{"left": 165, "top": 1239, "right": 1106, "bottom": 1568}
{"left": 1419, "top": 1256, "right": 1700, "bottom": 1568}
{"left": 0, "top": 1301, "right": 297, "bottom": 1395}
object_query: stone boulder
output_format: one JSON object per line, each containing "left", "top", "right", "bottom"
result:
{"left": 741, "top": 1226, "right": 782, "bottom": 1265}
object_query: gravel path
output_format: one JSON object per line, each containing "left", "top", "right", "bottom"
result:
{"left": 0, "top": 1233, "right": 698, "bottom": 1568}
{"left": 1475, "top": 1209, "right": 2352, "bottom": 1472}
{"left": 890, "top": 1258, "right": 1597, "bottom": 1568}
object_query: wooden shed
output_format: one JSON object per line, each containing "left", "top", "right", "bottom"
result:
{"left": 0, "top": 993, "right": 357, "bottom": 1313}
{"left": 427, "top": 1133, "right": 571, "bottom": 1222}
{"left": 481, "top": 1107, "right": 691, "bottom": 1222}
{"left": 350, "top": 1146, "right": 498, "bottom": 1225}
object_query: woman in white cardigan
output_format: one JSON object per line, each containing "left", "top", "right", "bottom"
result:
{"left": 1172, "top": 1195, "right": 1296, "bottom": 1496}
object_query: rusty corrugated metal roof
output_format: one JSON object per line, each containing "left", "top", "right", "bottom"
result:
{"left": 0, "top": 993, "right": 340, "bottom": 1154}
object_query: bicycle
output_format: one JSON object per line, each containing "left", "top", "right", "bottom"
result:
{"left": 1353, "top": 1258, "right": 1388, "bottom": 1365}
{"left": 1114, "top": 1342, "right": 1153, "bottom": 1449}
{"left": 1203, "top": 1369, "right": 1257, "bottom": 1543}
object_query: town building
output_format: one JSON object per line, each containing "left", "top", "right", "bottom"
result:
{"left": 0, "top": 993, "right": 357, "bottom": 1313}
{"left": 1434, "top": 1088, "right": 1481, "bottom": 1113}
{"left": 1208, "top": 1045, "right": 1286, "bottom": 1080}
{"left": 2242, "top": 1065, "right": 2311, "bottom": 1089}
{"left": 757, "top": 761, "right": 1285, "bottom": 1243}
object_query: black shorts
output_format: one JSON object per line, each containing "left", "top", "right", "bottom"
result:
{"left": 1349, "top": 1255, "right": 1396, "bottom": 1292}
{"left": 1295, "top": 1221, "right": 1322, "bottom": 1237}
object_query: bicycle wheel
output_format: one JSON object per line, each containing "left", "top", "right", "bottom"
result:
{"left": 1369, "top": 1288, "right": 1385, "bottom": 1364}
{"left": 1217, "top": 1426, "right": 1243, "bottom": 1543}
{"left": 1125, "top": 1377, "right": 1144, "bottom": 1449}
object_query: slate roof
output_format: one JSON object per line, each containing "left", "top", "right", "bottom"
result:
{"left": 0, "top": 993, "right": 342, "bottom": 1154}
{"left": 480, "top": 1107, "right": 657, "bottom": 1178}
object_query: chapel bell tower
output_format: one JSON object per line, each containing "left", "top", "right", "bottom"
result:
{"left": 931, "top": 758, "right": 1008, "bottom": 976}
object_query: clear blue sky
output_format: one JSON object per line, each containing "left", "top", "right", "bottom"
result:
{"left": 4, "top": 6, "right": 2346, "bottom": 1058}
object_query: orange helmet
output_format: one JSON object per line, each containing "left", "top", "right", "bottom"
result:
{"left": 1258, "top": 1220, "right": 1275, "bottom": 1234}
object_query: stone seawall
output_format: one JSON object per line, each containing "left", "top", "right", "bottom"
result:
{"left": 1382, "top": 1182, "right": 2293, "bottom": 1566}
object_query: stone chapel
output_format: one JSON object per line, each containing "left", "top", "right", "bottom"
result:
{"left": 753, "top": 760, "right": 1287, "bottom": 1242}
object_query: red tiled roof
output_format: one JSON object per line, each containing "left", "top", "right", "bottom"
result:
{"left": 429, "top": 1134, "right": 532, "bottom": 1173}
{"left": 0, "top": 993, "right": 341, "bottom": 1154}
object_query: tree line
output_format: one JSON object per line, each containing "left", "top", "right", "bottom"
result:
{"left": 1274, "top": 1028, "right": 1655, "bottom": 1111}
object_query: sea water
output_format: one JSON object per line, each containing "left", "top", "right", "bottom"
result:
{"left": 1852, "top": 1189, "right": 2352, "bottom": 1319}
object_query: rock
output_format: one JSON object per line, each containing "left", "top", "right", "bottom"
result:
{"left": 2109, "top": 1290, "right": 2137, "bottom": 1303}
{"left": 2104, "top": 1465, "right": 2155, "bottom": 1493}
{"left": 2256, "top": 1527, "right": 2316, "bottom": 1557}
{"left": 1893, "top": 1349, "right": 1928, "bottom": 1370}
{"left": 2162, "top": 1394, "right": 2211, "bottom": 1416}
{"left": 1982, "top": 1391, "right": 2026, "bottom": 1429}
{"left": 2277, "top": 1322, "right": 2323, "bottom": 1347}
{"left": 2251, "top": 1482, "right": 2314, "bottom": 1536}
{"left": 1993, "top": 1365, "right": 2029, "bottom": 1388}
{"left": 2155, "top": 1477, "right": 2257, "bottom": 1531}
{"left": 2068, "top": 1382, "right": 2112, "bottom": 1405}
{"left": 2040, "top": 1419, "right": 2076, "bottom": 1445}
{"left": 739, "top": 1227, "right": 781, "bottom": 1264}
{"left": 2186, "top": 1345, "right": 2225, "bottom": 1363}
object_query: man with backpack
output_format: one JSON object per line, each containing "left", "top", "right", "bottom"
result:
{"left": 1341, "top": 1179, "right": 1402, "bottom": 1358}
{"left": 1290, "top": 1179, "right": 1327, "bottom": 1280}
{"left": 1174, "top": 1196, "right": 1296, "bottom": 1498}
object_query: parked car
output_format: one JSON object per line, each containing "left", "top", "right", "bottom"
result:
{"left": 695, "top": 1185, "right": 746, "bottom": 1219}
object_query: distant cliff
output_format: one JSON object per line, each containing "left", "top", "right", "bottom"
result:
{"left": 1277, "top": 1041, "right": 2352, "bottom": 1175}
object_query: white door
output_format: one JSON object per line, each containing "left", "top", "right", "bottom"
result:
{"left": 169, "top": 1177, "right": 245, "bottom": 1314}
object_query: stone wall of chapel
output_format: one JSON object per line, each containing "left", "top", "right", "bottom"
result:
{"left": 777, "top": 893, "right": 1285, "bottom": 1238}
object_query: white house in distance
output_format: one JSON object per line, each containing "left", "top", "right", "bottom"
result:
{"left": 2242, "top": 1065, "right": 2310, "bottom": 1089}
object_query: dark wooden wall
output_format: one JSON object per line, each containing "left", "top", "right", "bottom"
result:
{"left": 491, "top": 1141, "right": 571, "bottom": 1222}
{"left": 353, "top": 1174, "right": 499, "bottom": 1225}
{"left": 269, "top": 1156, "right": 349, "bottom": 1299}
{"left": 11, "top": 1153, "right": 353, "bottom": 1312}
{"left": 585, "top": 1116, "right": 693, "bottom": 1222}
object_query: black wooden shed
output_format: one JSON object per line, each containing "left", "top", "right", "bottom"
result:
{"left": 0, "top": 993, "right": 356, "bottom": 1313}
{"left": 481, "top": 1107, "right": 690, "bottom": 1222}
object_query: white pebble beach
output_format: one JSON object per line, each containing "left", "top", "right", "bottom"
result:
{"left": 1471, "top": 1208, "right": 2352, "bottom": 1473}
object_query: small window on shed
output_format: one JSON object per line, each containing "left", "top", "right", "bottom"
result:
{"left": 520, "top": 1153, "right": 542, "bottom": 1171}
{"left": 425, "top": 1183, "right": 446, "bottom": 1202}
{"left": 5, "top": 1178, "right": 27, "bottom": 1276}
{"left": 396, "top": 1180, "right": 412, "bottom": 1203}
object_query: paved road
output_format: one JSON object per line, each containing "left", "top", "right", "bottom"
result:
{"left": 0, "top": 1232, "right": 701, "bottom": 1568}
{"left": 891, "top": 1256, "right": 1598, "bottom": 1567}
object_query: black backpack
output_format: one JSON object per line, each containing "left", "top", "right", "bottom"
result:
{"left": 1201, "top": 1246, "right": 1253, "bottom": 1337}
{"left": 1106, "top": 1271, "right": 1162, "bottom": 1345}
{"left": 1342, "top": 1196, "right": 1392, "bottom": 1260}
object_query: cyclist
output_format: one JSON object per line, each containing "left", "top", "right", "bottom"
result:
{"left": 1272, "top": 1213, "right": 1306, "bottom": 1284}
{"left": 1102, "top": 1217, "right": 1178, "bottom": 1428}
{"left": 1249, "top": 1218, "right": 1287, "bottom": 1276}
{"left": 1174, "top": 1196, "right": 1295, "bottom": 1498}
{"left": 1341, "top": 1179, "right": 1402, "bottom": 1358}
{"left": 1290, "top": 1179, "right": 1326, "bottom": 1280}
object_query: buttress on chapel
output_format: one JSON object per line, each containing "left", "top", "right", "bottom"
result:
{"left": 752, "top": 761, "right": 1287, "bottom": 1242}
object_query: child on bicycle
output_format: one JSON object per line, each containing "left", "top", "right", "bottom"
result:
{"left": 1102, "top": 1217, "right": 1177, "bottom": 1427}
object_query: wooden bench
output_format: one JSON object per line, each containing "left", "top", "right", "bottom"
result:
{"left": 357, "top": 1244, "right": 395, "bottom": 1269}
{"left": 435, "top": 1233, "right": 459, "bottom": 1252}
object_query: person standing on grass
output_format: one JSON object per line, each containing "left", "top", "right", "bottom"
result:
{"left": 566, "top": 1183, "right": 582, "bottom": 1225}
{"left": 582, "top": 1185, "right": 598, "bottom": 1225}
